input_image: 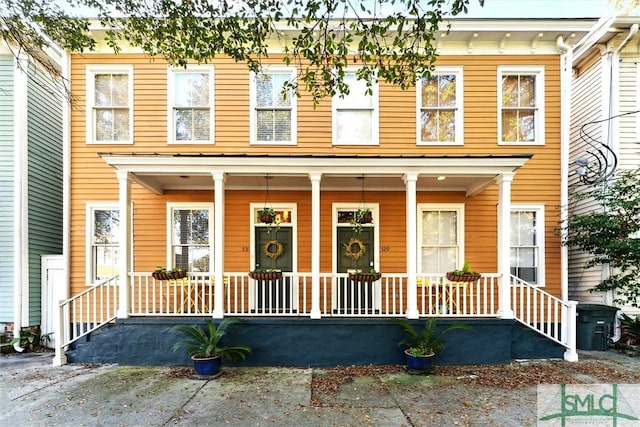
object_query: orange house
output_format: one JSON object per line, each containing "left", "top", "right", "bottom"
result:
{"left": 55, "top": 17, "right": 597, "bottom": 367}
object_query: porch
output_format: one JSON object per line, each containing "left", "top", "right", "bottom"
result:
{"left": 55, "top": 271, "right": 577, "bottom": 366}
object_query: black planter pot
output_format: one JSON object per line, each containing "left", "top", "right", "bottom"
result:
{"left": 192, "top": 355, "right": 222, "bottom": 377}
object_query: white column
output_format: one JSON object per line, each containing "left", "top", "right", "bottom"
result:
{"left": 116, "top": 170, "right": 132, "bottom": 319}
{"left": 404, "top": 173, "right": 419, "bottom": 319}
{"left": 496, "top": 173, "right": 514, "bottom": 319}
{"left": 309, "top": 173, "right": 322, "bottom": 318}
{"left": 212, "top": 172, "right": 226, "bottom": 319}
{"left": 563, "top": 300, "right": 579, "bottom": 362}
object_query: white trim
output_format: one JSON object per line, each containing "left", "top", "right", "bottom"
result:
{"left": 166, "top": 202, "right": 215, "bottom": 271}
{"left": 166, "top": 65, "right": 215, "bottom": 144}
{"left": 497, "top": 65, "right": 545, "bottom": 146}
{"left": 249, "top": 202, "right": 298, "bottom": 271}
{"left": 85, "top": 202, "right": 120, "bottom": 285}
{"left": 416, "top": 67, "right": 464, "bottom": 146}
{"left": 331, "top": 203, "right": 381, "bottom": 274}
{"left": 85, "top": 64, "right": 134, "bottom": 144}
{"left": 510, "top": 204, "right": 546, "bottom": 287}
{"left": 332, "top": 69, "right": 379, "bottom": 146}
{"left": 416, "top": 203, "right": 465, "bottom": 273}
{"left": 249, "top": 66, "right": 297, "bottom": 145}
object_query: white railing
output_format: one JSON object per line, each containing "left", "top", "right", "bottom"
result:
{"left": 55, "top": 275, "right": 120, "bottom": 355}
{"left": 416, "top": 274, "right": 500, "bottom": 317}
{"left": 128, "top": 272, "right": 500, "bottom": 318}
{"left": 511, "top": 274, "right": 576, "bottom": 351}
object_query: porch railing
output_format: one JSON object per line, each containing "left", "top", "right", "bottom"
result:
{"left": 55, "top": 275, "right": 120, "bottom": 362}
{"left": 511, "top": 274, "right": 577, "bottom": 349}
{"left": 129, "top": 272, "right": 501, "bottom": 318}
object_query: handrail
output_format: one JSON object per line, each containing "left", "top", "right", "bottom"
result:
{"left": 510, "top": 274, "right": 576, "bottom": 358}
{"left": 55, "top": 275, "right": 120, "bottom": 365}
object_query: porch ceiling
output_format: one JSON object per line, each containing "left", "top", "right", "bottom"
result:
{"left": 99, "top": 153, "right": 533, "bottom": 196}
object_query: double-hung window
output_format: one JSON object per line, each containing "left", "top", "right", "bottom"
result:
{"left": 87, "top": 203, "right": 120, "bottom": 283}
{"left": 418, "top": 204, "right": 465, "bottom": 273}
{"left": 417, "top": 68, "right": 463, "bottom": 145}
{"left": 250, "top": 67, "right": 296, "bottom": 145}
{"left": 86, "top": 65, "right": 133, "bottom": 144}
{"left": 168, "top": 66, "right": 214, "bottom": 143}
{"left": 510, "top": 205, "right": 545, "bottom": 285}
{"left": 333, "top": 70, "right": 379, "bottom": 145}
{"left": 169, "top": 203, "right": 214, "bottom": 273}
{"left": 498, "top": 66, "right": 545, "bottom": 145}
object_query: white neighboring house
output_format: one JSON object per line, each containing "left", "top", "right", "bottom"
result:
{"left": 569, "top": 14, "right": 640, "bottom": 315}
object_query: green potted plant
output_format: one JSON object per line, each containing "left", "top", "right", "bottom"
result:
{"left": 348, "top": 267, "right": 381, "bottom": 283}
{"left": 350, "top": 208, "right": 372, "bottom": 233}
{"left": 171, "top": 318, "right": 251, "bottom": 377}
{"left": 153, "top": 266, "right": 187, "bottom": 281}
{"left": 446, "top": 260, "right": 481, "bottom": 282}
{"left": 394, "top": 318, "right": 470, "bottom": 373}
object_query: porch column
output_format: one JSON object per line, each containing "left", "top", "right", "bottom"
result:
{"left": 309, "top": 172, "right": 322, "bottom": 319}
{"left": 212, "top": 172, "right": 226, "bottom": 319}
{"left": 116, "top": 170, "right": 132, "bottom": 319}
{"left": 404, "top": 172, "right": 419, "bottom": 319}
{"left": 496, "top": 173, "right": 514, "bottom": 319}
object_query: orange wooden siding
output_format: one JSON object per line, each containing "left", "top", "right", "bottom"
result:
{"left": 69, "top": 53, "right": 562, "bottom": 299}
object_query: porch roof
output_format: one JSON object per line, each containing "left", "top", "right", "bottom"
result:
{"left": 99, "top": 152, "right": 533, "bottom": 196}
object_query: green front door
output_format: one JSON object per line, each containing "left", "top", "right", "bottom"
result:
{"left": 336, "top": 227, "right": 376, "bottom": 313}
{"left": 254, "top": 228, "right": 293, "bottom": 312}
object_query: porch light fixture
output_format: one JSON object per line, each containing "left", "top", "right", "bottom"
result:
{"left": 437, "top": 176, "right": 446, "bottom": 181}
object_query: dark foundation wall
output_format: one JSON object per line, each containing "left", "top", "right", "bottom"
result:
{"left": 66, "top": 317, "right": 564, "bottom": 366}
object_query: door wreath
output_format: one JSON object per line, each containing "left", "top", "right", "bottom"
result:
{"left": 262, "top": 239, "right": 284, "bottom": 260}
{"left": 343, "top": 237, "right": 366, "bottom": 260}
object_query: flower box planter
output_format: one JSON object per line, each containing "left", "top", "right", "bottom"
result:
{"left": 152, "top": 270, "right": 187, "bottom": 281}
{"left": 249, "top": 270, "right": 283, "bottom": 281}
{"left": 348, "top": 273, "right": 381, "bottom": 283}
{"left": 445, "top": 272, "right": 481, "bottom": 282}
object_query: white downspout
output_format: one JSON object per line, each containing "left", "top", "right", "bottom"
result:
{"left": 13, "top": 53, "right": 28, "bottom": 352}
{"left": 557, "top": 35, "right": 579, "bottom": 363}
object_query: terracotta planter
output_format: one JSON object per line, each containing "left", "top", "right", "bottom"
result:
{"left": 445, "top": 272, "right": 481, "bottom": 282}
{"left": 348, "top": 273, "right": 381, "bottom": 283}
{"left": 249, "top": 270, "right": 283, "bottom": 281}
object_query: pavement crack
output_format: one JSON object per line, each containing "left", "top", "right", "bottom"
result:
{"left": 163, "top": 378, "right": 209, "bottom": 425}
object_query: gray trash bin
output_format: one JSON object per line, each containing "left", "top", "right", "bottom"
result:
{"left": 576, "top": 304, "right": 619, "bottom": 351}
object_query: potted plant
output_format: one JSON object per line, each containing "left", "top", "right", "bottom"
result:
{"left": 350, "top": 208, "right": 372, "bottom": 233}
{"left": 153, "top": 266, "right": 187, "bottom": 281}
{"left": 171, "top": 318, "right": 251, "bottom": 377}
{"left": 249, "top": 264, "right": 283, "bottom": 281}
{"left": 258, "top": 207, "right": 276, "bottom": 224}
{"left": 348, "top": 268, "right": 381, "bottom": 283}
{"left": 394, "top": 318, "right": 470, "bottom": 373}
{"left": 446, "top": 260, "right": 481, "bottom": 282}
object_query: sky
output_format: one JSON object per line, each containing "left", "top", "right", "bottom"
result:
{"left": 461, "top": 0, "right": 617, "bottom": 18}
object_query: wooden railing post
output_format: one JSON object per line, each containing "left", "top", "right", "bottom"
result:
{"left": 563, "top": 301, "right": 579, "bottom": 362}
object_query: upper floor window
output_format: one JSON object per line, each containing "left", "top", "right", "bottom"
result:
{"left": 86, "top": 65, "right": 133, "bottom": 144}
{"left": 87, "top": 203, "right": 120, "bottom": 284}
{"left": 250, "top": 67, "right": 297, "bottom": 145}
{"left": 169, "top": 203, "right": 214, "bottom": 273}
{"left": 168, "top": 66, "right": 214, "bottom": 143}
{"left": 332, "top": 70, "right": 379, "bottom": 145}
{"left": 498, "top": 66, "right": 545, "bottom": 145}
{"left": 510, "top": 205, "right": 545, "bottom": 285}
{"left": 417, "top": 204, "right": 465, "bottom": 274}
{"left": 417, "top": 68, "right": 463, "bottom": 145}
